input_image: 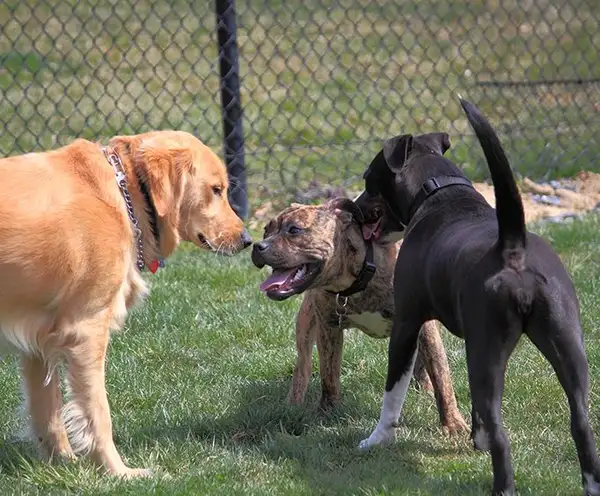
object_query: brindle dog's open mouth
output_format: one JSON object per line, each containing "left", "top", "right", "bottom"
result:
{"left": 259, "top": 262, "right": 322, "bottom": 301}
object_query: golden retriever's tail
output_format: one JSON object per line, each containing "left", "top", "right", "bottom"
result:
{"left": 460, "top": 98, "right": 526, "bottom": 272}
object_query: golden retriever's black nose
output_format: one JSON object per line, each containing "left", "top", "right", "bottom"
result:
{"left": 241, "top": 229, "right": 253, "bottom": 249}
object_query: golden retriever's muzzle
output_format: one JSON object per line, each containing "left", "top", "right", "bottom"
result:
{"left": 199, "top": 229, "right": 252, "bottom": 255}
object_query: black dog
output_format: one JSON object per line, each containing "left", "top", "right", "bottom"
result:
{"left": 354, "top": 99, "right": 600, "bottom": 495}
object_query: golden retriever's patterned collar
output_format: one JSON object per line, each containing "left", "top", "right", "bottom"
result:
{"left": 102, "top": 146, "right": 165, "bottom": 273}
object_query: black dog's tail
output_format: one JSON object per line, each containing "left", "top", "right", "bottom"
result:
{"left": 460, "top": 98, "right": 527, "bottom": 272}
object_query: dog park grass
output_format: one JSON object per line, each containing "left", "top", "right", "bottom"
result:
{"left": 0, "top": 213, "right": 599, "bottom": 494}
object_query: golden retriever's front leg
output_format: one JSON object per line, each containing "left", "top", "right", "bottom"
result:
{"left": 64, "top": 317, "right": 150, "bottom": 478}
{"left": 21, "top": 355, "right": 74, "bottom": 461}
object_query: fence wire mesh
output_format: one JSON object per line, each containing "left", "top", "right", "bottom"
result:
{"left": 1, "top": 0, "right": 599, "bottom": 212}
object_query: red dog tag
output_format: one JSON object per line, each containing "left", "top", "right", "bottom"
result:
{"left": 149, "top": 259, "right": 160, "bottom": 274}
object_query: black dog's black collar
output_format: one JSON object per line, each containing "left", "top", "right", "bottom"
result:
{"left": 409, "top": 175, "right": 474, "bottom": 219}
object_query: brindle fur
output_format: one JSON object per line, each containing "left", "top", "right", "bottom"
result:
{"left": 260, "top": 201, "right": 467, "bottom": 434}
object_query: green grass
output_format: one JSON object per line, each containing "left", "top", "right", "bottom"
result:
{"left": 0, "top": 0, "right": 599, "bottom": 208}
{"left": 1, "top": 213, "right": 600, "bottom": 494}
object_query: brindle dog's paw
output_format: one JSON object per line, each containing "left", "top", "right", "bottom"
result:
{"left": 442, "top": 412, "right": 470, "bottom": 436}
{"left": 286, "top": 393, "right": 303, "bottom": 406}
{"left": 318, "top": 395, "right": 340, "bottom": 412}
{"left": 358, "top": 423, "right": 396, "bottom": 452}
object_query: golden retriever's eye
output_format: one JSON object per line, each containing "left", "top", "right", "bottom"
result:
{"left": 288, "top": 225, "right": 303, "bottom": 235}
{"left": 212, "top": 185, "right": 223, "bottom": 196}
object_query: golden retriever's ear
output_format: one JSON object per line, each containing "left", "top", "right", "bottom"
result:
{"left": 140, "top": 146, "right": 173, "bottom": 218}
{"left": 109, "top": 135, "right": 136, "bottom": 149}
{"left": 139, "top": 145, "right": 193, "bottom": 218}
{"left": 169, "top": 147, "right": 194, "bottom": 174}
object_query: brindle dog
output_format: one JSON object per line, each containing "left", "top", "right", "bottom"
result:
{"left": 251, "top": 198, "right": 468, "bottom": 434}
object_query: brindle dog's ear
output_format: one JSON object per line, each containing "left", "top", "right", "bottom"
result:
{"left": 383, "top": 134, "right": 414, "bottom": 172}
{"left": 328, "top": 197, "right": 364, "bottom": 226}
{"left": 413, "top": 132, "right": 451, "bottom": 156}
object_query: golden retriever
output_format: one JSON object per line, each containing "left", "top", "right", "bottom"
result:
{"left": 0, "top": 130, "right": 251, "bottom": 477}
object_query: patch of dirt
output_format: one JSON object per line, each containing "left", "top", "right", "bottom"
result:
{"left": 476, "top": 172, "right": 600, "bottom": 224}
{"left": 248, "top": 172, "right": 600, "bottom": 230}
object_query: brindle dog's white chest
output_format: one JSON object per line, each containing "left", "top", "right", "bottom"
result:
{"left": 347, "top": 311, "right": 392, "bottom": 338}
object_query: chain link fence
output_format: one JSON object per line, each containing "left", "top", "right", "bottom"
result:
{"left": 1, "top": 0, "right": 599, "bottom": 215}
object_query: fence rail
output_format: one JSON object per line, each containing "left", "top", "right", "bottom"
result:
{"left": 1, "top": 0, "right": 599, "bottom": 216}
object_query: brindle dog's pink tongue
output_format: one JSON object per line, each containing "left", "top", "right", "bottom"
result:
{"left": 260, "top": 268, "right": 295, "bottom": 291}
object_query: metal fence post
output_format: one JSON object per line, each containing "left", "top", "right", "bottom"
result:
{"left": 215, "top": 0, "right": 247, "bottom": 220}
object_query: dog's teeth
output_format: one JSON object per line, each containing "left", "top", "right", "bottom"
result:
{"left": 292, "top": 265, "right": 306, "bottom": 282}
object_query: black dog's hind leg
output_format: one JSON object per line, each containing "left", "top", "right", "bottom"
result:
{"left": 527, "top": 319, "right": 600, "bottom": 496}
{"left": 466, "top": 321, "right": 522, "bottom": 496}
{"left": 358, "top": 316, "right": 421, "bottom": 451}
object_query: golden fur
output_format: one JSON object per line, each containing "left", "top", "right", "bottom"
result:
{"left": 0, "top": 130, "right": 247, "bottom": 477}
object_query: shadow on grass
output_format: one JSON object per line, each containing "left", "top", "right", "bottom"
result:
{"left": 130, "top": 378, "right": 489, "bottom": 494}
{"left": 0, "top": 439, "right": 40, "bottom": 476}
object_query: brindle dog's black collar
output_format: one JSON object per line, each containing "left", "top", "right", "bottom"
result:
{"left": 326, "top": 200, "right": 377, "bottom": 298}
{"left": 408, "top": 175, "right": 474, "bottom": 221}
{"left": 333, "top": 240, "right": 376, "bottom": 297}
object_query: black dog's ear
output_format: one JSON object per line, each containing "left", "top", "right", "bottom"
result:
{"left": 363, "top": 149, "right": 383, "bottom": 179}
{"left": 362, "top": 135, "right": 413, "bottom": 194}
{"left": 362, "top": 149, "right": 386, "bottom": 195}
{"left": 414, "top": 132, "right": 451, "bottom": 156}
{"left": 383, "top": 135, "right": 413, "bottom": 172}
